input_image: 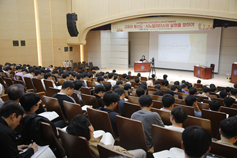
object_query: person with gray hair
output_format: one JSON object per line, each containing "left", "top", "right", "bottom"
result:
{"left": 7, "top": 84, "right": 25, "bottom": 103}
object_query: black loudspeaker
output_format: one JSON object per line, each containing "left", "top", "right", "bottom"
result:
{"left": 66, "top": 13, "right": 79, "bottom": 37}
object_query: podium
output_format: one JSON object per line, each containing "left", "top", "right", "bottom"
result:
{"left": 231, "top": 63, "right": 237, "bottom": 84}
{"left": 194, "top": 66, "right": 212, "bottom": 79}
{"left": 134, "top": 62, "right": 151, "bottom": 72}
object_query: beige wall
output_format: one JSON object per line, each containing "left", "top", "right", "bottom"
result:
{"left": 129, "top": 32, "right": 149, "bottom": 66}
{"left": 73, "top": 0, "right": 237, "bottom": 44}
{"left": 0, "top": 0, "right": 80, "bottom": 67}
{"left": 86, "top": 31, "right": 128, "bottom": 68}
{"left": 219, "top": 27, "right": 237, "bottom": 75}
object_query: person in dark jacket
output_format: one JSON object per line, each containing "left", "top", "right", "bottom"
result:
{"left": 0, "top": 101, "right": 38, "bottom": 158}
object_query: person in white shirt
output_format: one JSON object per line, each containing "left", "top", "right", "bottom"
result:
{"left": 160, "top": 94, "right": 175, "bottom": 111}
{"left": 95, "top": 76, "right": 104, "bottom": 86}
{"left": 107, "top": 73, "right": 116, "bottom": 87}
{"left": 165, "top": 106, "right": 187, "bottom": 132}
{"left": 24, "top": 68, "right": 35, "bottom": 79}
{"left": 196, "top": 86, "right": 211, "bottom": 100}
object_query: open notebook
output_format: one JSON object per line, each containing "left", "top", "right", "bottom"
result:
{"left": 38, "top": 111, "right": 59, "bottom": 121}
{"left": 153, "top": 147, "right": 185, "bottom": 158}
{"left": 93, "top": 130, "right": 115, "bottom": 146}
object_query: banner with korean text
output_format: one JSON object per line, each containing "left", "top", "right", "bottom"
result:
{"left": 111, "top": 17, "right": 213, "bottom": 32}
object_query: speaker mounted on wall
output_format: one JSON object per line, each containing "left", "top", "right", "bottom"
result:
{"left": 66, "top": 13, "right": 79, "bottom": 37}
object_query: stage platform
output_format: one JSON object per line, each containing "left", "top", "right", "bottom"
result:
{"left": 97, "top": 67, "right": 234, "bottom": 87}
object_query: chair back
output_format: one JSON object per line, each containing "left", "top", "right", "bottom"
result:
{"left": 0, "top": 77, "right": 7, "bottom": 89}
{"left": 58, "top": 129, "right": 93, "bottom": 158}
{"left": 1, "top": 94, "right": 9, "bottom": 102}
{"left": 15, "top": 75, "right": 23, "bottom": 80}
{"left": 80, "top": 87, "right": 91, "bottom": 95}
{"left": 128, "top": 96, "right": 139, "bottom": 104}
{"left": 197, "top": 102, "right": 210, "bottom": 111}
{"left": 40, "top": 122, "right": 65, "bottom": 158}
{"left": 71, "top": 92, "right": 81, "bottom": 104}
{"left": 151, "top": 108, "right": 171, "bottom": 125}
{"left": 220, "top": 106, "right": 237, "bottom": 117}
{"left": 152, "top": 125, "right": 182, "bottom": 152}
{"left": 43, "top": 80, "right": 54, "bottom": 95}
{"left": 78, "top": 62, "right": 81, "bottom": 68}
{"left": 87, "top": 108, "right": 115, "bottom": 137}
{"left": 174, "top": 104, "right": 195, "bottom": 116}
{"left": 197, "top": 95, "right": 208, "bottom": 102}
{"left": 213, "top": 98, "right": 225, "bottom": 106}
{"left": 208, "top": 95, "right": 217, "bottom": 100}
{"left": 81, "top": 93, "right": 99, "bottom": 109}
{"left": 63, "top": 101, "right": 83, "bottom": 122}
{"left": 97, "top": 144, "right": 133, "bottom": 158}
{"left": 183, "top": 115, "right": 212, "bottom": 134}
{"left": 47, "top": 87, "right": 60, "bottom": 97}
{"left": 210, "top": 141, "right": 237, "bottom": 158}
{"left": 202, "top": 109, "right": 226, "bottom": 139}
{"left": 124, "top": 102, "right": 141, "bottom": 118}
{"left": 35, "top": 92, "right": 46, "bottom": 114}
{"left": 116, "top": 115, "right": 148, "bottom": 151}
{"left": 141, "top": 77, "right": 147, "bottom": 81}
{"left": 81, "top": 63, "right": 85, "bottom": 68}
{"left": 14, "top": 80, "right": 27, "bottom": 91}
{"left": 24, "top": 77, "right": 36, "bottom": 91}
{"left": 4, "top": 78, "right": 14, "bottom": 88}
{"left": 73, "top": 62, "right": 78, "bottom": 68}
{"left": 194, "top": 83, "right": 203, "bottom": 89}
{"left": 87, "top": 81, "right": 96, "bottom": 87}
{"left": 89, "top": 62, "right": 93, "bottom": 68}
{"left": 203, "top": 99, "right": 211, "bottom": 104}
{"left": 152, "top": 100, "right": 163, "bottom": 109}
{"left": 175, "top": 98, "right": 186, "bottom": 105}
{"left": 43, "top": 96, "right": 66, "bottom": 122}
{"left": 32, "top": 78, "right": 45, "bottom": 92}
{"left": 177, "top": 93, "right": 189, "bottom": 100}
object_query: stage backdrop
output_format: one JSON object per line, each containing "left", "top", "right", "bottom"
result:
{"left": 111, "top": 17, "right": 213, "bottom": 32}
{"left": 149, "top": 27, "right": 222, "bottom": 73}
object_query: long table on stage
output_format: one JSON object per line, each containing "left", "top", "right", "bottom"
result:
{"left": 194, "top": 66, "right": 212, "bottom": 79}
{"left": 134, "top": 62, "right": 151, "bottom": 72}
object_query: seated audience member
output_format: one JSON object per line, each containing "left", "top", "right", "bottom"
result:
{"left": 226, "top": 86, "right": 231, "bottom": 95}
{"left": 185, "top": 95, "right": 202, "bottom": 118}
{"left": 107, "top": 73, "right": 116, "bottom": 87}
{"left": 234, "top": 84, "right": 237, "bottom": 90}
{"left": 0, "top": 84, "right": 5, "bottom": 108}
{"left": 62, "top": 72, "right": 70, "bottom": 81}
{"left": 122, "top": 73, "right": 127, "bottom": 81}
{"left": 197, "top": 79, "right": 201, "bottom": 84}
{"left": 20, "top": 93, "right": 65, "bottom": 144}
{"left": 34, "top": 70, "right": 41, "bottom": 79}
{"left": 41, "top": 73, "right": 56, "bottom": 90}
{"left": 181, "top": 80, "right": 186, "bottom": 85}
{"left": 210, "top": 83, "right": 216, "bottom": 88}
{"left": 135, "top": 77, "right": 141, "bottom": 86}
{"left": 99, "top": 91, "right": 120, "bottom": 138}
{"left": 197, "top": 86, "right": 211, "bottom": 100}
{"left": 224, "top": 97, "right": 235, "bottom": 108}
{"left": 137, "top": 73, "right": 141, "bottom": 78}
{"left": 209, "top": 86, "right": 220, "bottom": 98}
{"left": 4, "top": 66, "right": 12, "bottom": 78}
{"left": 161, "top": 94, "right": 175, "bottom": 111}
{"left": 146, "top": 74, "right": 155, "bottom": 87}
{"left": 165, "top": 106, "right": 188, "bottom": 132}
{"left": 164, "top": 89, "right": 174, "bottom": 96}
{"left": 52, "top": 81, "right": 76, "bottom": 118}
{"left": 15, "top": 69, "right": 28, "bottom": 81}
{"left": 136, "top": 88, "right": 145, "bottom": 97}
{"left": 140, "top": 83, "right": 148, "bottom": 95}
{"left": 40, "top": 69, "right": 45, "bottom": 77}
{"left": 67, "top": 115, "right": 146, "bottom": 158}
{"left": 153, "top": 90, "right": 163, "bottom": 96}
{"left": 95, "top": 76, "right": 104, "bottom": 86}
{"left": 154, "top": 80, "right": 160, "bottom": 86}
{"left": 7, "top": 84, "right": 24, "bottom": 103}
{"left": 124, "top": 84, "right": 132, "bottom": 96}
{"left": 24, "top": 69, "right": 35, "bottom": 79}
{"left": 209, "top": 100, "right": 221, "bottom": 112}
{"left": 77, "top": 74, "right": 86, "bottom": 87}
{"left": 104, "top": 83, "right": 112, "bottom": 92}
{"left": 116, "top": 80, "right": 123, "bottom": 88}
{"left": 0, "top": 101, "right": 38, "bottom": 158}
{"left": 73, "top": 80, "right": 83, "bottom": 106}
{"left": 218, "top": 118, "right": 237, "bottom": 146}
{"left": 112, "top": 85, "right": 120, "bottom": 91}
{"left": 94, "top": 85, "right": 106, "bottom": 108}
{"left": 189, "top": 87, "right": 201, "bottom": 102}
{"left": 174, "top": 81, "right": 180, "bottom": 85}
{"left": 52, "top": 70, "right": 59, "bottom": 83}
{"left": 154, "top": 84, "right": 161, "bottom": 90}
{"left": 170, "top": 85, "right": 183, "bottom": 99}
{"left": 220, "top": 91, "right": 227, "bottom": 99}
{"left": 182, "top": 126, "right": 211, "bottom": 158}
{"left": 114, "top": 88, "right": 127, "bottom": 117}
{"left": 131, "top": 95, "right": 164, "bottom": 149}
{"left": 230, "top": 88, "right": 237, "bottom": 101}
{"left": 161, "top": 74, "right": 169, "bottom": 86}
{"left": 181, "top": 84, "right": 189, "bottom": 94}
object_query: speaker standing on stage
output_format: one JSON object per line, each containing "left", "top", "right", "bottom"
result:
{"left": 140, "top": 55, "right": 147, "bottom": 62}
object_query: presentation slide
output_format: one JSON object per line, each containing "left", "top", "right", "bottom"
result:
{"left": 149, "top": 28, "right": 222, "bottom": 72}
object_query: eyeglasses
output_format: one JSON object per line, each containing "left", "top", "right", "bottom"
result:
{"left": 38, "top": 100, "right": 42, "bottom": 105}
